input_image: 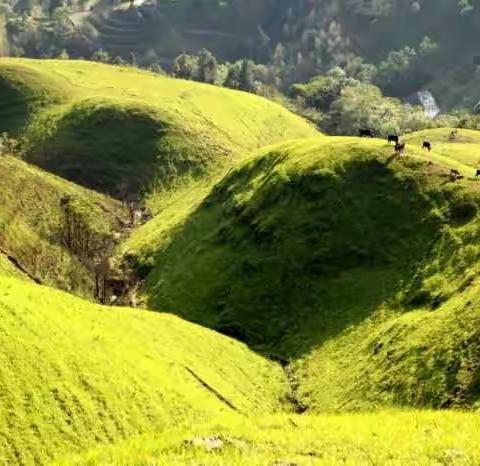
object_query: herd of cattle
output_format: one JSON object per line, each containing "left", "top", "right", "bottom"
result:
{"left": 357, "top": 129, "right": 479, "bottom": 180}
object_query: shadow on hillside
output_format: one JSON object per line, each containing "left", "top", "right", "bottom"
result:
{"left": 141, "top": 152, "right": 445, "bottom": 360}
{"left": 0, "top": 77, "right": 29, "bottom": 135}
{"left": 24, "top": 102, "right": 205, "bottom": 200}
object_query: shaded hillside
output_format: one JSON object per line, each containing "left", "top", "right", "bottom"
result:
{"left": 121, "top": 130, "right": 480, "bottom": 410}
{"left": 0, "top": 154, "right": 126, "bottom": 297}
{"left": 0, "top": 58, "right": 318, "bottom": 199}
{"left": 0, "top": 275, "right": 285, "bottom": 464}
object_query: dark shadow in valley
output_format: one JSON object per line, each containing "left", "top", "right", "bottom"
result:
{"left": 141, "top": 153, "right": 445, "bottom": 360}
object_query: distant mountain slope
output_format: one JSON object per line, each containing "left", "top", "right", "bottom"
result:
{"left": 0, "top": 275, "right": 285, "bottom": 464}
{"left": 121, "top": 130, "right": 480, "bottom": 410}
{"left": 0, "top": 59, "right": 319, "bottom": 199}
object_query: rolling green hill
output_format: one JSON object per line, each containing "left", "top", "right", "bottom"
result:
{"left": 121, "top": 130, "right": 480, "bottom": 412}
{"left": 3, "top": 57, "right": 480, "bottom": 464}
{"left": 0, "top": 275, "right": 285, "bottom": 464}
{"left": 0, "top": 58, "right": 319, "bottom": 199}
{"left": 0, "top": 154, "right": 126, "bottom": 297}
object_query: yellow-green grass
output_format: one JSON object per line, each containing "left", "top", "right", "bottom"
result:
{"left": 57, "top": 410, "right": 480, "bottom": 465}
{"left": 0, "top": 253, "right": 27, "bottom": 279}
{"left": 121, "top": 134, "right": 480, "bottom": 411}
{"left": 0, "top": 154, "right": 127, "bottom": 296}
{"left": 0, "top": 275, "right": 285, "bottom": 464}
{"left": 0, "top": 58, "right": 319, "bottom": 199}
{"left": 405, "top": 128, "right": 480, "bottom": 169}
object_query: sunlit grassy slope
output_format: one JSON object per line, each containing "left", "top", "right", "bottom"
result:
{"left": 405, "top": 127, "right": 480, "bottom": 169}
{"left": 0, "top": 275, "right": 285, "bottom": 464}
{"left": 0, "top": 154, "right": 126, "bottom": 296}
{"left": 121, "top": 131, "right": 480, "bottom": 411}
{"left": 0, "top": 58, "right": 319, "bottom": 198}
{"left": 57, "top": 410, "right": 480, "bottom": 465}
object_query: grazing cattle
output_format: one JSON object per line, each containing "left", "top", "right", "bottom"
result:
{"left": 388, "top": 135, "right": 399, "bottom": 145}
{"left": 395, "top": 142, "right": 406, "bottom": 154}
{"left": 476, "top": 169, "right": 480, "bottom": 177}
{"left": 359, "top": 129, "right": 374, "bottom": 138}
{"left": 449, "top": 130, "right": 458, "bottom": 141}
{"left": 423, "top": 141, "right": 432, "bottom": 151}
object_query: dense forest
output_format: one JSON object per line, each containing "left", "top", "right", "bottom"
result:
{"left": 2, "top": 0, "right": 480, "bottom": 126}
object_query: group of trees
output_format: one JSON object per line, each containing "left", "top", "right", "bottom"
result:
{"left": 289, "top": 66, "right": 480, "bottom": 136}
{"left": 171, "top": 50, "right": 259, "bottom": 92}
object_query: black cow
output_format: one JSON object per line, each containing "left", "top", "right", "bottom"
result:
{"left": 476, "top": 169, "right": 480, "bottom": 177}
{"left": 359, "top": 129, "right": 374, "bottom": 138}
{"left": 423, "top": 141, "right": 432, "bottom": 151}
{"left": 388, "top": 135, "right": 399, "bottom": 145}
{"left": 395, "top": 142, "right": 406, "bottom": 154}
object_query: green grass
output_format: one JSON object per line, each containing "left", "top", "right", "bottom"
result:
{"left": 0, "top": 154, "right": 126, "bottom": 297}
{"left": 0, "top": 275, "right": 285, "bottom": 464}
{"left": 3, "top": 59, "right": 480, "bottom": 463}
{"left": 57, "top": 410, "right": 480, "bottom": 465}
{"left": 405, "top": 128, "right": 480, "bottom": 169}
{"left": 0, "top": 58, "right": 319, "bottom": 198}
{"left": 0, "top": 253, "right": 28, "bottom": 279}
{"left": 120, "top": 132, "right": 480, "bottom": 412}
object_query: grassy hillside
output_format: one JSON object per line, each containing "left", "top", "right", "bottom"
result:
{"left": 120, "top": 130, "right": 480, "bottom": 411}
{"left": 57, "top": 410, "right": 480, "bottom": 465}
{"left": 0, "top": 58, "right": 319, "bottom": 199}
{"left": 405, "top": 128, "right": 480, "bottom": 169}
{"left": 0, "top": 275, "right": 285, "bottom": 464}
{"left": 0, "top": 154, "right": 126, "bottom": 296}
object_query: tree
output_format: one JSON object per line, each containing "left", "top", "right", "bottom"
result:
{"left": 196, "top": 48, "right": 218, "bottom": 84}
{"left": 224, "top": 62, "right": 241, "bottom": 89}
{"left": 92, "top": 48, "right": 111, "bottom": 63}
{"left": 238, "top": 59, "right": 256, "bottom": 92}
{"left": 172, "top": 53, "right": 198, "bottom": 80}
{"left": 57, "top": 48, "right": 69, "bottom": 59}
{"left": 148, "top": 62, "right": 166, "bottom": 75}
{"left": 112, "top": 55, "right": 126, "bottom": 65}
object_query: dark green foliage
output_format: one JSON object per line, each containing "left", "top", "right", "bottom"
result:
{"left": 238, "top": 59, "right": 255, "bottom": 92}
{"left": 172, "top": 53, "right": 198, "bottom": 80}
{"left": 196, "top": 48, "right": 218, "bottom": 84}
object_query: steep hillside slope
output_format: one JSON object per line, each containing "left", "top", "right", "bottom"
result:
{"left": 0, "top": 59, "right": 319, "bottom": 199}
{"left": 121, "top": 131, "right": 480, "bottom": 410}
{"left": 0, "top": 154, "right": 126, "bottom": 297}
{"left": 0, "top": 276, "right": 285, "bottom": 464}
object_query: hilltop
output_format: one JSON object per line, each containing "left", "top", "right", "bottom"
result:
{"left": 121, "top": 130, "right": 480, "bottom": 411}
{"left": 0, "top": 58, "right": 319, "bottom": 199}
